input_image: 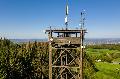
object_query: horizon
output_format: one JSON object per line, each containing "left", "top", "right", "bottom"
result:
{"left": 9, "top": 38, "right": 120, "bottom": 44}
{"left": 0, "top": 0, "right": 120, "bottom": 39}
{"left": 2, "top": 37, "right": 120, "bottom": 39}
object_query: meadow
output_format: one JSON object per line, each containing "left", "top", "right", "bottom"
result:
{"left": 87, "top": 44, "right": 120, "bottom": 79}
{"left": 95, "top": 62, "right": 120, "bottom": 79}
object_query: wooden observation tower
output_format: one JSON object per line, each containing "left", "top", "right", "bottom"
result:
{"left": 45, "top": 0, "right": 87, "bottom": 79}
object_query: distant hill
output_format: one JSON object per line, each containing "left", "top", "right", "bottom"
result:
{"left": 85, "top": 38, "right": 120, "bottom": 45}
{"left": 10, "top": 38, "right": 120, "bottom": 44}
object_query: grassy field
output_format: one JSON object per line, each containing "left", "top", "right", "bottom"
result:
{"left": 94, "top": 62, "right": 120, "bottom": 79}
{"left": 86, "top": 46, "right": 120, "bottom": 79}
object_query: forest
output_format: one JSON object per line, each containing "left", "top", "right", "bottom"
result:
{"left": 0, "top": 38, "right": 120, "bottom": 79}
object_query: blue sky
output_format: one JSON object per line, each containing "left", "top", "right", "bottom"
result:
{"left": 0, "top": 0, "right": 120, "bottom": 39}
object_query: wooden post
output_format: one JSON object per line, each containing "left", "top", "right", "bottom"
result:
{"left": 80, "top": 29, "right": 84, "bottom": 79}
{"left": 49, "top": 33, "right": 52, "bottom": 79}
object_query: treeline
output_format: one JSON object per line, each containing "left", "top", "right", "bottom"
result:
{"left": 87, "top": 44, "right": 120, "bottom": 51}
{"left": 0, "top": 38, "right": 97, "bottom": 79}
{"left": 0, "top": 38, "right": 49, "bottom": 79}
{"left": 86, "top": 44, "right": 120, "bottom": 63}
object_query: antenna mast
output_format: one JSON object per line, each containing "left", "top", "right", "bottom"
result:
{"left": 80, "top": 10, "right": 86, "bottom": 29}
{"left": 65, "top": 0, "right": 69, "bottom": 30}
{"left": 80, "top": 10, "right": 86, "bottom": 79}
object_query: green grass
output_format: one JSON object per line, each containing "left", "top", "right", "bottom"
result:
{"left": 86, "top": 46, "right": 120, "bottom": 79}
{"left": 112, "top": 58, "right": 120, "bottom": 62}
{"left": 94, "top": 62, "right": 120, "bottom": 79}
{"left": 87, "top": 48, "right": 120, "bottom": 55}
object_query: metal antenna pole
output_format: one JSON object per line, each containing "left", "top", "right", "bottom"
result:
{"left": 80, "top": 10, "right": 86, "bottom": 79}
{"left": 65, "top": 0, "right": 69, "bottom": 30}
{"left": 80, "top": 10, "right": 85, "bottom": 29}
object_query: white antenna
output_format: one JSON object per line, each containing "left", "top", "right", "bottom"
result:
{"left": 80, "top": 10, "right": 86, "bottom": 29}
{"left": 65, "top": 0, "right": 69, "bottom": 30}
